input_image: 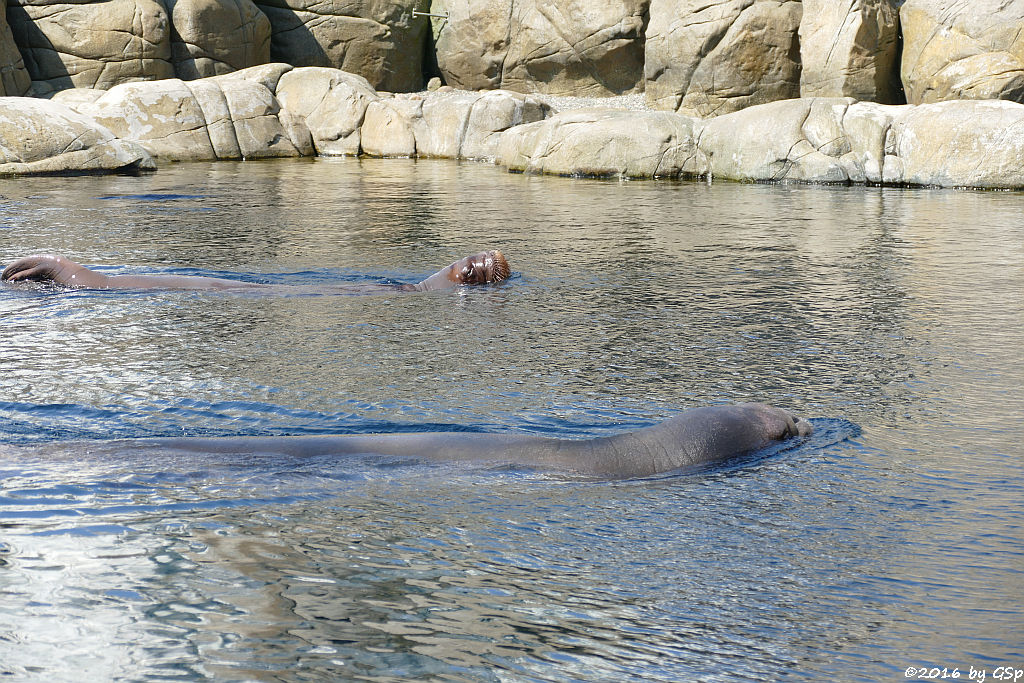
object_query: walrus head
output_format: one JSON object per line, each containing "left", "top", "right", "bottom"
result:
{"left": 450, "top": 250, "right": 511, "bottom": 285}
{"left": 416, "top": 250, "right": 511, "bottom": 290}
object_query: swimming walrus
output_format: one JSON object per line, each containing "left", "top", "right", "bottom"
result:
{"left": 2, "top": 253, "right": 812, "bottom": 478}
{"left": 1, "top": 251, "right": 512, "bottom": 292}
{"left": 48, "top": 403, "right": 811, "bottom": 479}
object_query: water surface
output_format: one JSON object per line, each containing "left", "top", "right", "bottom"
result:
{"left": 1, "top": 158, "right": 1021, "bottom": 681}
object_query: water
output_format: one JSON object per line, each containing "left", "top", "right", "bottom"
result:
{"left": 1, "top": 158, "right": 1021, "bottom": 681}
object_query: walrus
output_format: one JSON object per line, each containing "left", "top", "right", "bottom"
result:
{"left": 1, "top": 251, "right": 511, "bottom": 292}
{"left": 33, "top": 403, "right": 812, "bottom": 480}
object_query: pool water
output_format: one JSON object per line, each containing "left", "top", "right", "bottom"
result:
{"left": 1, "top": 158, "right": 1021, "bottom": 681}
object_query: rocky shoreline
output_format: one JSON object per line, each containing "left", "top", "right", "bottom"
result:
{"left": 4, "top": 63, "right": 1024, "bottom": 189}
{"left": 1, "top": 0, "right": 1023, "bottom": 189}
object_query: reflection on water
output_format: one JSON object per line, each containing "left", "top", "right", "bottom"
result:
{"left": 1, "top": 158, "right": 1022, "bottom": 680}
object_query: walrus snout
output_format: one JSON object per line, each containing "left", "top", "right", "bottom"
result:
{"left": 790, "top": 414, "right": 814, "bottom": 437}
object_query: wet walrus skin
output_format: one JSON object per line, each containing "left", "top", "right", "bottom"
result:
{"left": 117, "top": 403, "right": 813, "bottom": 479}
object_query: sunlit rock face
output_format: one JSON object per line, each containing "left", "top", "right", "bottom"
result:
{"left": 798, "top": 0, "right": 902, "bottom": 104}
{"left": 900, "top": 0, "right": 1024, "bottom": 105}
{"left": 429, "top": 0, "right": 649, "bottom": 97}
{"left": 644, "top": 0, "right": 802, "bottom": 118}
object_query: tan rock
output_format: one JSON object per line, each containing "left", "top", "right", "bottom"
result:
{"left": 166, "top": 0, "right": 271, "bottom": 79}
{"left": 0, "top": 96, "right": 154, "bottom": 175}
{"left": 900, "top": 0, "right": 1024, "bottom": 104}
{"left": 8, "top": 0, "right": 173, "bottom": 92}
{"left": 430, "top": 0, "right": 648, "bottom": 96}
{"left": 253, "top": 0, "right": 428, "bottom": 92}
{"left": 799, "top": 0, "right": 902, "bottom": 103}
{"left": 0, "top": 0, "right": 30, "bottom": 96}
{"left": 275, "top": 67, "right": 379, "bottom": 156}
{"left": 72, "top": 77, "right": 300, "bottom": 161}
{"left": 645, "top": 0, "right": 802, "bottom": 117}
{"left": 496, "top": 108, "right": 699, "bottom": 178}
{"left": 362, "top": 89, "right": 549, "bottom": 160}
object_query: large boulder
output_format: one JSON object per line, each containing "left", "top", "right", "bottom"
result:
{"left": 799, "top": 0, "right": 902, "bottom": 103}
{"left": 274, "top": 66, "right": 380, "bottom": 156}
{"left": 900, "top": 0, "right": 1024, "bottom": 104}
{"left": 166, "top": 0, "right": 272, "bottom": 79}
{"left": 645, "top": 0, "right": 802, "bottom": 117}
{"left": 693, "top": 96, "right": 1024, "bottom": 189}
{"left": 496, "top": 108, "right": 699, "bottom": 178}
{"left": 697, "top": 97, "right": 865, "bottom": 183}
{"left": 886, "top": 100, "right": 1024, "bottom": 188}
{"left": 69, "top": 76, "right": 301, "bottom": 161}
{"left": 252, "top": 0, "right": 429, "bottom": 92}
{"left": 429, "top": 0, "right": 648, "bottom": 96}
{"left": 0, "top": 0, "right": 30, "bottom": 95}
{"left": 361, "top": 88, "right": 550, "bottom": 159}
{"left": 8, "top": 0, "right": 174, "bottom": 93}
{"left": 0, "top": 96, "right": 154, "bottom": 174}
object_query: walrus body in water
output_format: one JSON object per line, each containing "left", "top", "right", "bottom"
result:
{"left": 2, "top": 254, "right": 811, "bottom": 478}
{"left": 1, "top": 251, "right": 511, "bottom": 292}
{"left": 44, "top": 404, "right": 811, "bottom": 480}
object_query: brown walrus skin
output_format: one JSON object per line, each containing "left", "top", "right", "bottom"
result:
{"left": 1, "top": 251, "right": 512, "bottom": 293}
{"left": 35, "top": 403, "right": 812, "bottom": 480}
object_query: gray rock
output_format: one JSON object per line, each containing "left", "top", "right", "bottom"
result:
{"left": 71, "top": 76, "right": 301, "bottom": 161}
{"left": 900, "top": 0, "right": 1024, "bottom": 104}
{"left": 697, "top": 97, "right": 858, "bottom": 183}
{"left": 363, "top": 88, "right": 550, "bottom": 159}
{"left": 799, "top": 0, "right": 902, "bottom": 103}
{"left": 886, "top": 100, "right": 1024, "bottom": 189}
{"left": 496, "top": 108, "right": 699, "bottom": 178}
{"left": 430, "top": 0, "right": 648, "bottom": 96}
{"left": 167, "top": 0, "right": 272, "bottom": 79}
{"left": 252, "top": 0, "right": 429, "bottom": 92}
{"left": 212, "top": 61, "right": 294, "bottom": 93}
{"left": 694, "top": 96, "right": 1024, "bottom": 189}
{"left": 8, "top": 0, "right": 174, "bottom": 93}
{"left": 0, "top": 96, "right": 154, "bottom": 174}
{"left": 645, "top": 0, "right": 802, "bottom": 118}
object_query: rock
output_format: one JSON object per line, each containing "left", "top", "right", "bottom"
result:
{"left": 900, "top": 0, "right": 1024, "bottom": 104}
{"left": 427, "top": 76, "right": 442, "bottom": 91}
{"left": 496, "top": 108, "right": 699, "bottom": 178}
{"left": 8, "top": 0, "right": 174, "bottom": 93}
{"left": 213, "top": 61, "right": 294, "bottom": 92}
{"left": 166, "top": 0, "right": 272, "bottom": 79}
{"left": 692, "top": 96, "right": 1024, "bottom": 189}
{"left": 799, "top": 0, "right": 902, "bottom": 103}
{"left": 430, "top": 0, "right": 648, "bottom": 96}
{"left": 0, "top": 96, "right": 154, "bottom": 175}
{"left": 645, "top": 0, "right": 802, "bottom": 117}
{"left": 275, "top": 67, "right": 379, "bottom": 156}
{"left": 886, "top": 100, "right": 1024, "bottom": 189}
{"left": 252, "top": 0, "right": 428, "bottom": 92}
{"left": 70, "top": 77, "right": 300, "bottom": 161}
{"left": 0, "top": 0, "right": 30, "bottom": 96}
{"left": 362, "top": 89, "right": 550, "bottom": 159}
{"left": 49, "top": 87, "right": 105, "bottom": 108}
{"left": 697, "top": 97, "right": 859, "bottom": 183}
